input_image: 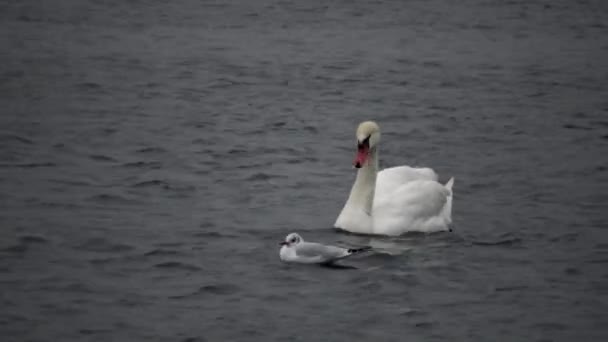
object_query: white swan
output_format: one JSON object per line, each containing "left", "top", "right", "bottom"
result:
{"left": 334, "top": 121, "right": 454, "bottom": 236}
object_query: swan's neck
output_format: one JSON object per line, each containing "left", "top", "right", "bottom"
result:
{"left": 345, "top": 148, "right": 378, "bottom": 214}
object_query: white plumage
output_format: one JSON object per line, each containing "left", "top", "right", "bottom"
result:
{"left": 279, "top": 233, "right": 370, "bottom": 264}
{"left": 334, "top": 121, "right": 454, "bottom": 236}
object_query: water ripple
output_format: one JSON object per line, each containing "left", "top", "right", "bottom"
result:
{"left": 169, "top": 284, "right": 240, "bottom": 299}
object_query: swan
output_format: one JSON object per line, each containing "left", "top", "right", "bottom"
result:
{"left": 334, "top": 121, "right": 454, "bottom": 236}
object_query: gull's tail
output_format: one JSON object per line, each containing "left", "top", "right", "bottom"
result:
{"left": 347, "top": 246, "right": 372, "bottom": 255}
{"left": 329, "top": 246, "right": 372, "bottom": 265}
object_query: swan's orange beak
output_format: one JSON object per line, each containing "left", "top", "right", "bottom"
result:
{"left": 353, "top": 145, "right": 369, "bottom": 168}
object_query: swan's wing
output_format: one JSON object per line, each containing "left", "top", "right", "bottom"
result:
{"left": 373, "top": 180, "right": 452, "bottom": 234}
{"left": 375, "top": 166, "right": 438, "bottom": 200}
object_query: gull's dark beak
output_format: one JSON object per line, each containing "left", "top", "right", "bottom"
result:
{"left": 279, "top": 241, "right": 288, "bottom": 246}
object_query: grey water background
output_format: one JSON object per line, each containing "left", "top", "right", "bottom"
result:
{"left": 1, "top": 0, "right": 607, "bottom": 341}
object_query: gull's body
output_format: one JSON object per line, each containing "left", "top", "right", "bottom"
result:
{"left": 334, "top": 121, "right": 454, "bottom": 236}
{"left": 279, "top": 233, "right": 370, "bottom": 264}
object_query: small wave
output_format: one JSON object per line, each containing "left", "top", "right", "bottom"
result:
{"left": 131, "top": 180, "right": 195, "bottom": 195}
{"left": 564, "top": 267, "right": 581, "bottom": 275}
{"left": 422, "top": 60, "right": 442, "bottom": 68}
{"left": 549, "top": 232, "right": 579, "bottom": 242}
{"left": 79, "top": 329, "right": 111, "bottom": 335}
{"left": 563, "top": 124, "right": 592, "bottom": 131}
{"left": 169, "top": 284, "right": 239, "bottom": 299}
{"left": 197, "top": 284, "right": 239, "bottom": 295}
{"left": 101, "top": 128, "right": 117, "bottom": 136}
{"left": 360, "top": 252, "right": 398, "bottom": 262}
{"left": 40, "top": 281, "right": 93, "bottom": 294}
{"left": 227, "top": 148, "right": 248, "bottom": 155}
{"left": 398, "top": 308, "right": 426, "bottom": 317}
{"left": 132, "top": 180, "right": 171, "bottom": 189}
{"left": 530, "top": 322, "right": 568, "bottom": 331}
{"left": 26, "top": 200, "right": 86, "bottom": 210}
{"left": 494, "top": 285, "right": 528, "bottom": 292}
{"left": 588, "top": 258, "right": 608, "bottom": 264}
{"left": 18, "top": 235, "right": 48, "bottom": 244}
{"left": 88, "top": 257, "right": 116, "bottom": 265}
{"left": 121, "top": 161, "right": 162, "bottom": 169}
{"left": 0, "top": 162, "right": 56, "bottom": 168}
{"left": 412, "top": 321, "right": 435, "bottom": 328}
{"left": 89, "top": 154, "right": 116, "bottom": 162}
{"left": 595, "top": 243, "right": 608, "bottom": 249}
{"left": 154, "top": 241, "right": 184, "bottom": 248}
{"left": 193, "top": 231, "right": 237, "bottom": 238}
{"left": 192, "top": 137, "right": 213, "bottom": 145}
{"left": 2, "top": 70, "right": 25, "bottom": 80}
{"left": 1, "top": 235, "right": 49, "bottom": 255}
{"left": 49, "top": 178, "right": 94, "bottom": 187}
{"left": 208, "top": 77, "right": 252, "bottom": 89}
{"left": 245, "top": 172, "right": 287, "bottom": 181}
{"left": 286, "top": 158, "right": 305, "bottom": 165}
{"left": 154, "top": 261, "right": 201, "bottom": 271}
{"left": 144, "top": 248, "right": 180, "bottom": 256}
{"left": 136, "top": 146, "right": 167, "bottom": 154}
{"left": 17, "top": 15, "right": 42, "bottom": 22}
{"left": 469, "top": 181, "right": 500, "bottom": 190}
{"left": 181, "top": 337, "right": 205, "bottom": 342}
{"left": 77, "top": 82, "right": 102, "bottom": 90}
{"left": 472, "top": 238, "right": 522, "bottom": 246}
{"left": 76, "top": 237, "right": 134, "bottom": 253}
{"left": 87, "top": 193, "right": 137, "bottom": 205}
{"left": 595, "top": 120, "right": 608, "bottom": 127}
{"left": 0, "top": 133, "right": 33, "bottom": 145}
{"left": 1, "top": 244, "right": 27, "bottom": 254}
{"left": 302, "top": 125, "right": 318, "bottom": 133}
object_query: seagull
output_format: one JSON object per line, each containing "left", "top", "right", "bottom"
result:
{"left": 279, "top": 233, "right": 371, "bottom": 265}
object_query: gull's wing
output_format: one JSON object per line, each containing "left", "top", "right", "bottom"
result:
{"left": 295, "top": 242, "right": 350, "bottom": 263}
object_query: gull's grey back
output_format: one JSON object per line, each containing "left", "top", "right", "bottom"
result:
{"left": 295, "top": 242, "right": 347, "bottom": 261}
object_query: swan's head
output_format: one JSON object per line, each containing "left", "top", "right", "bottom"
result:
{"left": 279, "top": 233, "right": 303, "bottom": 246}
{"left": 354, "top": 121, "right": 381, "bottom": 168}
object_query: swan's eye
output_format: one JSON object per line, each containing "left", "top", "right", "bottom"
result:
{"left": 358, "top": 135, "right": 370, "bottom": 149}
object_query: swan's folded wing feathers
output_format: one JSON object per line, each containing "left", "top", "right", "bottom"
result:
{"left": 373, "top": 180, "right": 450, "bottom": 234}
{"left": 378, "top": 166, "right": 438, "bottom": 183}
{"left": 376, "top": 166, "right": 438, "bottom": 199}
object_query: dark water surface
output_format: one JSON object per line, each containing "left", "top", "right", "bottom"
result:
{"left": 1, "top": 0, "right": 607, "bottom": 341}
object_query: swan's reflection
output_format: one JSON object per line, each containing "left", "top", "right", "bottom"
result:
{"left": 334, "top": 231, "right": 421, "bottom": 256}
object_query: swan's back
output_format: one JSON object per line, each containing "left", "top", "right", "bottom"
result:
{"left": 372, "top": 167, "right": 453, "bottom": 235}
{"left": 375, "top": 166, "right": 437, "bottom": 200}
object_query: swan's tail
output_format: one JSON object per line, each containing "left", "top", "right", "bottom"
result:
{"left": 445, "top": 177, "right": 454, "bottom": 192}
{"left": 443, "top": 177, "right": 454, "bottom": 225}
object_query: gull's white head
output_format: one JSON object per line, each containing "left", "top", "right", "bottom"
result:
{"left": 354, "top": 121, "right": 381, "bottom": 168}
{"left": 279, "top": 233, "right": 303, "bottom": 247}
